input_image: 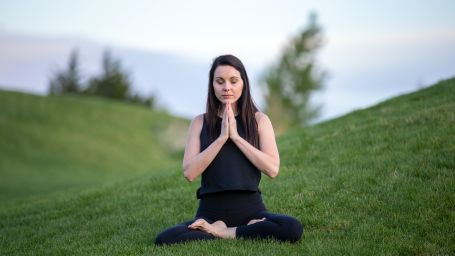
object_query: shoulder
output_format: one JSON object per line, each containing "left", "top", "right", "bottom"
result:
{"left": 255, "top": 112, "right": 272, "bottom": 131}
{"left": 191, "top": 114, "right": 204, "bottom": 128}
{"left": 255, "top": 111, "right": 270, "bottom": 124}
{"left": 193, "top": 113, "right": 205, "bottom": 124}
{"left": 185, "top": 114, "right": 205, "bottom": 143}
{"left": 189, "top": 113, "right": 205, "bottom": 131}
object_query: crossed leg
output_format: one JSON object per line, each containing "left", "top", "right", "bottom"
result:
{"left": 155, "top": 212, "right": 303, "bottom": 245}
{"left": 187, "top": 217, "right": 267, "bottom": 239}
{"left": 187, "top": 212, "right": 303, "bottom": 242}
{"left": 155, "top": 218, "right": 216, "bottom": 245}
{"left": 236, "top": 211, "right": 303, "bottom": 242}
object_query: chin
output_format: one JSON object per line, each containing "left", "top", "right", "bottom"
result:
{"left": 218, "top": 97, "right": 238, "bottom": 104}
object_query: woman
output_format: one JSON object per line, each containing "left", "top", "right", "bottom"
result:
{"left": 155, "top": 55, "right": 303, "bottom": 245}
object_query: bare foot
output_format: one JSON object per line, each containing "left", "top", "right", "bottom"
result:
{"left": 247, "top": 217, "right": 266, "bottom": 225}
{"left": 212, "top": 220, "right": 228, "bottom": 230}
{"left": 188, "top": 219, "right": 228, "bottom": 238}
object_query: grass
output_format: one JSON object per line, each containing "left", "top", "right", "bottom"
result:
{"left": 0, "top": 91, "right": 188, "bottom": 203}
{"left": 1, "top": 78, "right": 454, "bottom": 255}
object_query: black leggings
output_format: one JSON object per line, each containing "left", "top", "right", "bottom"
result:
{"left": 155, "top": 191, "right": 303, "bottom": 245}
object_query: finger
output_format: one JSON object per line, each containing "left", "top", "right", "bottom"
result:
{"left": 227, "top": 104, "right": 234, "bottom": 119}
{"left": 224, "top": 104, "right": 229, "bottom": 122}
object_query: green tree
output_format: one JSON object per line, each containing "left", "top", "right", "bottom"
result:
{"left": 262, "top": 12, "right": 327, "bottom": 134}
{"left": 129, "top": 92, "right": 157, "bottom": 109}
{"left": 49, "top": 49, "right": 82, "bottom": 94}
{"left": 86, "top": 49, "right": 131, "bottom": 100}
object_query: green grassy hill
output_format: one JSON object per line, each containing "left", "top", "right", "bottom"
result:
{"left": 1, "top": 78, "right": 454, "bottom": 255}
{"left": 0, "top": 91, "right": 188, "bottom": 202}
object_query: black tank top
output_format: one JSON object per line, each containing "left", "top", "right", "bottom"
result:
{"left": 197, "top": 114, "right": 261, "bottom": 198}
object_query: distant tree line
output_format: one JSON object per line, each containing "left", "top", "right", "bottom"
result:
{"left": 49, "top": 49, "right": 156, "bottom": 108}
{"left": 50, "top": 11, "right": 325, "bottom": 124}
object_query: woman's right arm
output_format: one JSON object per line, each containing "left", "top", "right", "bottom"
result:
{"left": 182, "top": 113, "right": 228, "bottom": 182}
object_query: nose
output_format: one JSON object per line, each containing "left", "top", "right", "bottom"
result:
{"left": 222, "top": 82, "right": 231, "bottom": 91}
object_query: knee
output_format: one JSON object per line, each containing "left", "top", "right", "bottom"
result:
{"left": 283, "top": 217, "right": 304, "bottom": 243}
{"left": 154, "top": 231, "right": 168, "bottom": 246}
{"left": 155, "top": 227, "right": 181, "bottom": 246}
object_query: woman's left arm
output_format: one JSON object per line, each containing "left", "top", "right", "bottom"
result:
{"left": 231, "top": 111, "right": 280, "bottom": 178}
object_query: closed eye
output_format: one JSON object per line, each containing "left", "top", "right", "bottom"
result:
{"left": 230, "top": 78, "right": 239, "bottom": 84}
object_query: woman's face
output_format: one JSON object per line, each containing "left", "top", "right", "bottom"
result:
{"left": 213, "top": 65, "right": 244, "bottom": 105}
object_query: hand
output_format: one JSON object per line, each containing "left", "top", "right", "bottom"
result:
{"left": 219, "top": 104, "right": 229, "bottom": 141}
{"left": 227, "top": 103, "right": 239, "bottom": 140}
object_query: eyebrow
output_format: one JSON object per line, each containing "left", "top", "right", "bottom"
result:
{"left": 215, "top": 76, "right": 240, "bottom": 79}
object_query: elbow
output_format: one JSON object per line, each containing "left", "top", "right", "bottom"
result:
{"left": 268, "top": 161, "right": 280, "bottom": 179}
{"left": 183, "top": 170, "right": 196, "bottom": 182}
{"left": 268, "top": 169, "right": 279, "bottom": 179}
{"left": 184, "top": 173, "right": 196, "bottom": 182}
{"left": 183, "top": 164, "right": 196, "bottom": 182}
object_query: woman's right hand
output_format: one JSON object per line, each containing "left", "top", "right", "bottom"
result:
{"left": 219, "top": 104, "right": 229, "bottom": 141}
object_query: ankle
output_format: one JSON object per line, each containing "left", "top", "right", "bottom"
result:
{"left": 224, "top": 227, "right": 236, "bottom": 239}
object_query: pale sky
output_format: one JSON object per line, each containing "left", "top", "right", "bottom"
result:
{"left": 1, "top": 0, "right": 454, "bottom": 121}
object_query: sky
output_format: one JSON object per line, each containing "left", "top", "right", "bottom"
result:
{"left": 1, "top": 0, "right": 454, "bottom": 122}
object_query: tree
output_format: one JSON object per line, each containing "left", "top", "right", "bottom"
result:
{"left": 86, "top": 49, "right": 131, "bottom": 100}
{"left": 49, "top": 48, "right": 158, "bottom": 109}
{"left": 262, "top": 12, "right": 327, "bottom": 133}
{"left": 129, "top": 92, "right": 157, "bottom": 109}
{"left": 49, "top": 49, "right": 82, "bottom": 94}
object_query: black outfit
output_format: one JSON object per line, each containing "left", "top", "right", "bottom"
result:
{"left": 197, "top": 115, "right": 261, "bottom": 198}
{"left": 155, "top": 115, "right": 303, "bottom": 245}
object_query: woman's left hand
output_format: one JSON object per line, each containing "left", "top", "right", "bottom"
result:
{"left": 227, "top": 103, "right": 239, "bottom": 140}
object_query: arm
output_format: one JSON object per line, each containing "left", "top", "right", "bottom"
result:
{"left": 230, "top": 112, "right": 280, "bottom": 178}
{"left": 182, "top": 114, "right": 229, "bottom": 182}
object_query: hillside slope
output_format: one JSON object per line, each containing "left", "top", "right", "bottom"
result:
{"left": 0, "top": 91, "right": 188, "bottom": 202}
{"left": 1, "top": 78, "right": 454, "bottom": 255}
{"left": 275, "top": 77, "right": 454, "bottom": 254}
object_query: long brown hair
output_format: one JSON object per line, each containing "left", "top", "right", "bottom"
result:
{"left": 205, "top": 55, "right": 260, "bottom": 148}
